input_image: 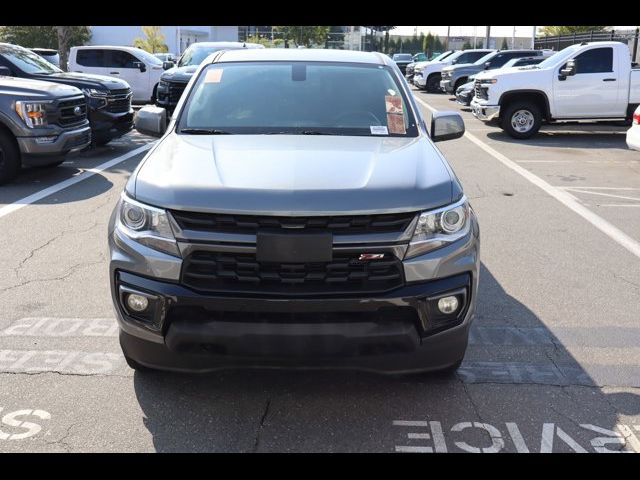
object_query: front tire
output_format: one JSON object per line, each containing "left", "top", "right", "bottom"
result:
{"left": 501, "top": 101, "right": 542, "bottom": 139}
{"left": 426, "top": 74, "right": 442, "bottom": 93}
{"left": 0, "top": 130, "right": 21, "bottom": 185}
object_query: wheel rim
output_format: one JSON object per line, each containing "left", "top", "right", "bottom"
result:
{"left": 511, "top": 109, "right": 535, "bottom": 133}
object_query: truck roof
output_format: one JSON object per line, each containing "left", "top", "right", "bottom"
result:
{"left": 213, "top": 48, "right": 394, "bottom": 66}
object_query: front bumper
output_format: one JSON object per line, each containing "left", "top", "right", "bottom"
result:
{"left": 440, "top": 79, "right": 454, "bottom": 93}
{"left": 17, "top": 125, "right": 91, "bottom": 165}
{"left": 470, "top": 99, "right": 500, "bottom": 121}
{"left": 89, "top": 107, "right": 134, "bottom": 142}
{"left": 626, "top": 126, "right": 640, "bottom": 151}
{"left": 108, "top": 211, "right": 480, "bottom": 374}
{"left": 413, "top": 73, "right": 426, "bottom": 87}
{"left": 456, "top": 90, "right": 473, "bottom": 106}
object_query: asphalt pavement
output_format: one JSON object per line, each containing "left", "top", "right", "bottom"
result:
{"left": 0, "top": 92, "right": 638, "bottom": 452}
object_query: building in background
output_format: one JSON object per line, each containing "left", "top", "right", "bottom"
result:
{"left": 88, "top": 26, "right": 239, "bottom": 55}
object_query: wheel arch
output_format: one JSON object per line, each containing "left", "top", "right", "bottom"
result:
{"left": 499, "top": 90, "right": 551, "bottom": 121}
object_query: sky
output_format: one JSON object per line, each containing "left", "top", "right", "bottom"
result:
{"left": 389, "top": 26, "right": 638, "bottom": 38}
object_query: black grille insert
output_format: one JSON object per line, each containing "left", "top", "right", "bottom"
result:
{"left": 171, "top": 211, "right": 417, "bottom": 236}
{"left": 181, "top": 251, "right": 404, "bottom": 295}
{"left": 56, "top": 96, "right": 87, "bottom": 126}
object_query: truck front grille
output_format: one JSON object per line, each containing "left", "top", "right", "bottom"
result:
{"left": 181, "top": 251, "right": 404, "bottom": 295}
{"left": 56, "top": 96, "right": 87, "bottom": 127}
{"left": 168, "top": 81, "right": 188, "bottom": 103}
{"left": 106, "top": 88, "right": 132, "bottom": 113}
{"left": 170, "top": 211, "right": 417, "bottom": 236}
{"left": 474, "top": 80, "right": 488, "bottom": 100}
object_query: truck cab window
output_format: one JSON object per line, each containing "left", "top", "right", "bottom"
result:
{"left": 76, "top": 49, "right": 105, "bottom": 67}
{"left": 108, "top": 50, "right": 140, "bottom": 69}
{"left": 574, "top": 47, "right": 613, "bottom": 74}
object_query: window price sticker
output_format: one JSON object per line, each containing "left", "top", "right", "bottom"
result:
{"left": 385, "top": 95, "right": 406, "bottom": 134}
{"left": 204, "top": 68, "right": 224, "bottom": 83}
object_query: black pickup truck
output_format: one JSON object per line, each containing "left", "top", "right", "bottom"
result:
{"left": 0, "top": 43, "right": 133, "bottom": 145}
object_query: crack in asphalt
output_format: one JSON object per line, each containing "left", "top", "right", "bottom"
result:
{"left": 43, "top": 422, "right": 78, "bottom": 452}
{"left": 0, "top": 258, "right": 105, "bottom": 295}
{"left": 252, "top": 398, "right": 272, "bottom": 453}
{"left": 457, "top": 376, "right": 486, "bottom": 423}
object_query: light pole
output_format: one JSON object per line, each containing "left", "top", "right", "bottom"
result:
{"left": 512, "top": 26, "right": 516, "bottom": 49}
{"left": 473, "top": 26, "right": 477, "bottom": 48}
{"left": 532, "top": 26, "right": 537, "bottom": 49}
{"left": 485, "top": 26, "right": 491, "bottom": 49}
{"left": 446, "top": 26, "right": 450, "bottom": 50}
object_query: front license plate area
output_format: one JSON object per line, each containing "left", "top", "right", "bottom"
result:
{"left": 256, "top": 232, "right": 333, "bottom": 263}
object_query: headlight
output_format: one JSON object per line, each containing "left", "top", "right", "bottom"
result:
{"left": 82, "top": 88, "right": 109, "bottom": 97}
{"left": 82, "top": 88, "right": 108, "bottom": 109}
{"left": 479, "top": 78, "right": 498, "bottom": 84}
{"left": 116, "top": 193, "right": 180, "bottom": 257}
{"left": 15, "top": 101, "right": 48, "bottom": 128}
{"left": 405, "top": 198, "right": 471, "bottom": 259}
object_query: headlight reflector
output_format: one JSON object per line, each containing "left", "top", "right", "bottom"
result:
{"left": 15, "top": 101, "right": 48, "bottom": 128}
{"left": 405, "top": 198, "right": 471, "bottom": 259}
{"left": 116, "top": 193, "right": 180, "bottom": 257}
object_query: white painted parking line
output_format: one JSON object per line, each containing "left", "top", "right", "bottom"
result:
{"left": 565, "top": 190, "right": 640, "bottom": 202}
{"left": 414, "top": 96, "right": 640, "bottom": 261}
{"left": 0, "top": 143, "right": 154, "bottom": 220}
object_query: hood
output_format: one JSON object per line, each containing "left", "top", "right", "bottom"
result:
{"left": 443, "top": 63, "right": 478, "bottom": 73}
{"left": 0, "top": 75, "right": 82, "bottom": 99}
{"left": 132, "top": 134, "right": 456, "bottom": 216}
{"left": 31, "top": 71, "right": 129, "bottom": 91}
{"left": 474, "top": 65, "right": 543, "bottom": 81}
{"left": 161, "top": 65, "right": 198, "bottom": 83}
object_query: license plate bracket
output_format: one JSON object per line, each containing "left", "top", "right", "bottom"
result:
{"left": 256, "top": 231, "right": 333, "bottom": 263}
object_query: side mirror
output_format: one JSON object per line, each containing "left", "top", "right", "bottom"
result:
{"left": 135, "top": 106, "right": 167, "bottom": 138}
{"left": 133, "top": 61, "right": 147, "bottom": 73}
{"left": 484, "top": 62, "right": 491, "bottom": 70}
{"left": 162, "top": 61, "right": 175, "bottom": 70}
{"left": 0, "top": 66, "right": 12, "bottom": 76}
{"left": 431, "top": 111, "right": 465, "bottom": 142}
{"left": 559, "top": 59, "right": 576, "bottom": 78}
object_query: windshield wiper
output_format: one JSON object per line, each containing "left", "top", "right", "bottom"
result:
{"left": 300, "top": 130, "right": 333, "bottom": 135}
{"left": 180, "top": 128, "right": 233, "bottom": 135}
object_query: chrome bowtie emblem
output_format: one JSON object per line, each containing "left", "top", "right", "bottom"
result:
{"left": 358, "top": 253, "right": 385, "bottom": 261}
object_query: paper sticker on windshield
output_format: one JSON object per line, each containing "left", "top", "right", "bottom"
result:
{"left": 387, "top": 113, "right": 406, "bottom": 135}
{"left": 370, "top": 125, "right": 389, "bottom": 135}
{"left": 204, "top": 68, "right": 224, "bottom": 83}
{"left": 385, "top": 95, "right": 404, "bottom": 114}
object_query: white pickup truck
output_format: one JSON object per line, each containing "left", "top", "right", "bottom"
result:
{"left": 414, "top": 49, "right": 494, "bottom": 92}
{"left": 470, "top": 41, "right": 640, "bottom": 138}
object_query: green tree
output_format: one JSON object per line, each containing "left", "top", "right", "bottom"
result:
{"left": 0, "top": 25, "right": 91, "bottom": 69}
{"left": 424, "top": 32, "right": 434, "bottom": 56}
{"left": 0, "top": 25, "right": 90, "bottom": 50}
{"left": 434, "top": 36, "right": 444, "bottom": 52}
{"left": 463, "top": 41, "right": 472, "bottom": 50}
{"left": 501, "top": 38, "right": 509, "bottom": 49}
{"left": 275, "top": 26, "right": 330, "bottom": 47}
{"left": 133, "top": 26, "right": 168, "bottom": 53}
{"left": 540, "top": 26, "right": 609, "bottom": 36}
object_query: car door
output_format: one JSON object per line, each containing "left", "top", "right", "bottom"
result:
{"left": 72, "top": 48, "right": 110, "bottom": 76}
{"left": 107, "top": 50, "right": 148, "bottom": 102}
{"left": 553, "top": 46, "right": 623, "bottom": 118}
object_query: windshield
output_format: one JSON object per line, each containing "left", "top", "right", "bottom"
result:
{"left": 178, "top": 62, "right": 418, "bottom": 137}
{"left": 430, "top": 51, "right": 450, "bottom": 62}
{"left": 536, "top": 45, "right": 579, "bottom": 69}
{"left": 0, "top": 44, "right": 62, "bottom": 74}
{"left": 473, "top": 51, "right": 496, "bottom": 66}
{"left": 179, "top": 46, "right": 235, "bottom": 67}
{"left": 393, "top": 54, "right": 412, "bottom": 61}
{"left": 133, "top": 49, "right": 163, "bottom": 66}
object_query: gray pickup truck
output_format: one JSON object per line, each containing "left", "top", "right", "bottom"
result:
{"left": 0, "top": 76, "right": 91, "bottom": 184}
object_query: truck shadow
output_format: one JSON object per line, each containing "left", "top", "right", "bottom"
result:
{"left": 486, "top": 131, "right": 631, "bottom": 150}
{"left": 132, "top": 263, "right": 640, "bottom": 452}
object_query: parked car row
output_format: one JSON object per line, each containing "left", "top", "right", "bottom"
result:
{"left": 411, "top": 41, "right": 640, "bottom": 146}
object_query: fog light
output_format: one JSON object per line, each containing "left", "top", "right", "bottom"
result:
{"left": 126, "top": 293, "right": 149, "bottom": 312}
{"left": 437, "top": 296, "right": 459, "bottom": 314}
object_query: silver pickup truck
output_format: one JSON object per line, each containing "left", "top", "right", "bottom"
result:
{"left": 110, "top": 49, "right": 480, "bottom": 376}
{"left": 0, "top": 76, "right": 91, "bottom": 184}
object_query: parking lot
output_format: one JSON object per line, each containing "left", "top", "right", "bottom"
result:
{"left": 0, "top": 90, "right": 639, "bottom": 452}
